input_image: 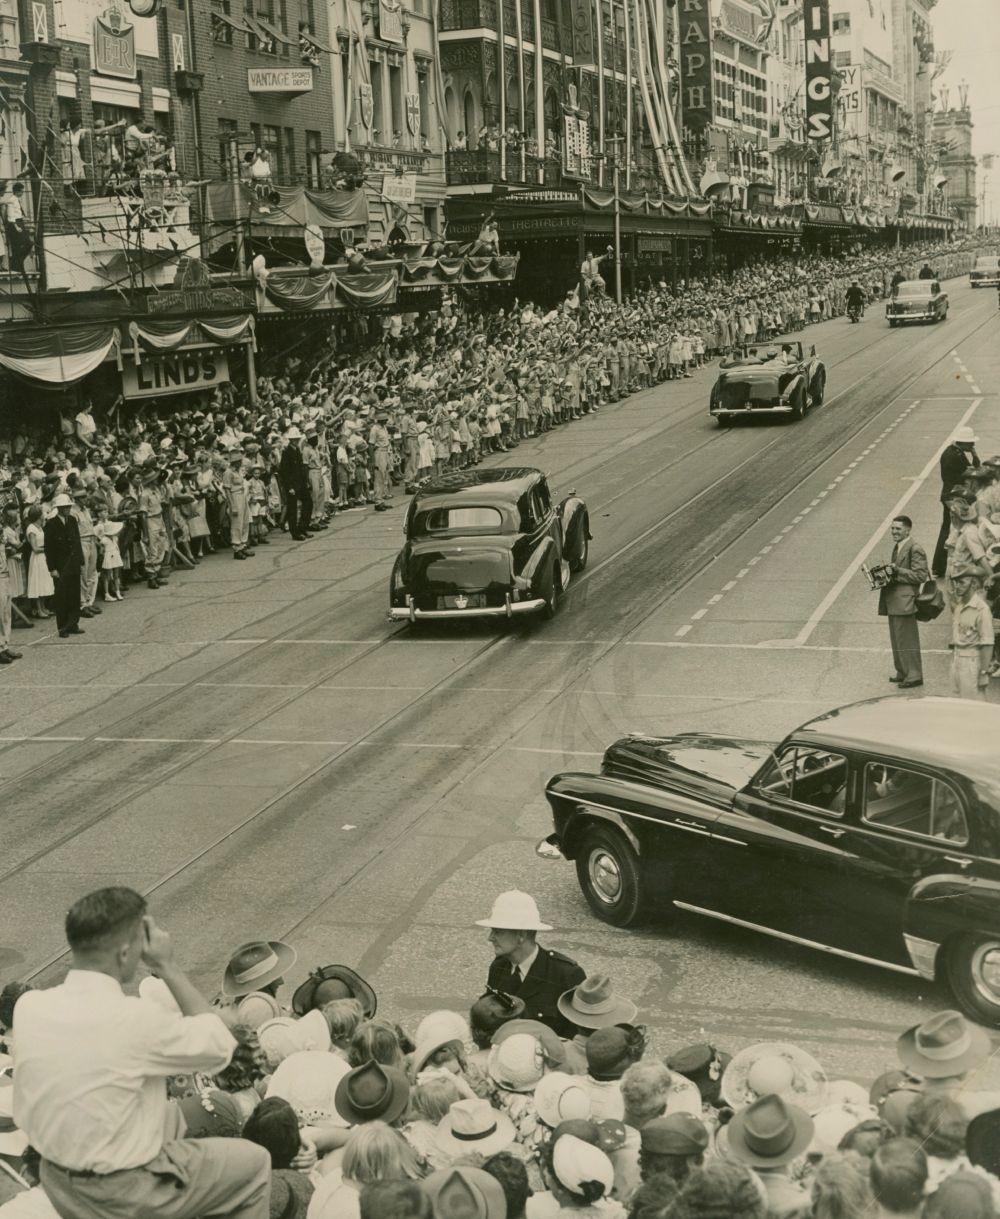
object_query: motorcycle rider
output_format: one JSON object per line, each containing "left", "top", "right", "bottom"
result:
{"left": 846, "top": 280, "right": 866, "bottom": 320}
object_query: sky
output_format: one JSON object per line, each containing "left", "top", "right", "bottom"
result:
{"left": 931, "top": 0, "right": 1000, "bottom": 159}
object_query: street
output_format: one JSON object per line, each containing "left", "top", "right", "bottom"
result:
{"left": 3, "top": 276, "right": 999, "bottom": 1086}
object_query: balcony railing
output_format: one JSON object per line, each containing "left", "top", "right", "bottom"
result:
{"left": 440, "top": 0, "right": 496, "bottom": 28}
{"left": 446, "top": 149, "right": 564, "bottom": 186}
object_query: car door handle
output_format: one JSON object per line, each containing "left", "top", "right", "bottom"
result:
{"left": 944, "top": 855, "right": 973, "bottom": 870}
{"left": 819, "top": 825, "right": 846, "bottom": 839}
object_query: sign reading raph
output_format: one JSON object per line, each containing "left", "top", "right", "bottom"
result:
{"left": 804, "top": 0, "right": 833, "bottom": 139}
{"left": 678, "top": 0, "right": 714, "bottom": 138}
{"left": 94, "top": 1, "right": 136, "bottom": 79}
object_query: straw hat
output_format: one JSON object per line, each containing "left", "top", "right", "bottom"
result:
{"left": 436, "top": 1098, "right": 515, "bottom": 1157}
{"left": 557, "top": 976, "right": 638, "bottom": 1030}
{"left": 721, "top": 1042, "right": 827, "bottom": 1114}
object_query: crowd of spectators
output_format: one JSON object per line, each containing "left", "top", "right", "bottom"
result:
{"left": 2, "top": 886, "right": 1000, "bottom": 1219}
{"left": 0, "top": 238, "right": 981, "bottom": 653}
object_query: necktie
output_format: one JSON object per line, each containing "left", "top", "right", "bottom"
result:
{"left": 891, "top": 543, "right": 899, "bottom": 563}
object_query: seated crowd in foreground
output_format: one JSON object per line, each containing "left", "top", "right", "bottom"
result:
{"left": 2, "top": 886, "right": 1000, "bottom": 1219}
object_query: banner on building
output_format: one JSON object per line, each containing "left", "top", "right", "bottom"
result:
{"left": 382, "top": 173, "right": 416, "bottom": 203}
{"left": 562, "top": 115, "right": 591, "bottom": 178}
{"left": 839, "top": 64, "right": 861, "bottom": 113}
{"left": 570, "top": 0, "right": 595, "bottom": 69}
{"left": 359, "top": 84, "right": 374, "bottom": 129}
{"left": 122, "top": 349, "right": 231, "bottom": 399}
{"left": 406, "top": 93, "right": 421, "bottom": 136}
{"left": 804, "top": 0, "right": 833, "bottom": 140}
{"left": 679, "top": 0, "right": 714, "bottom": 138}
{"left": 94, "top": 4, "right": 137, "bottom": 80}
{"left": 378, "top": 0, "right": 403, "bottom": 43}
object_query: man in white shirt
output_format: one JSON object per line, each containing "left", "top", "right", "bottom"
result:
{"left": 13, "top": 887, "right": 271, "bottom": 1219}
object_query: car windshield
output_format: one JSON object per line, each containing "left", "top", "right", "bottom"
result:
{"left": 412, "top": 506, "right": 504, "bottom": 535}
{"left": 894, "top": 283, "right": 933, "bottom": 297}
{"left": 975, "top": 259, "right": 1000, "bottom": 270}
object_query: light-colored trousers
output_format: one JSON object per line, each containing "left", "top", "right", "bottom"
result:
{"left": 79, "top": 536, "right": 98, "bottom": 607}
{"left": 146, "top": 518, "right": 168, "bottom": 572}
{"left": 40, "top": 1139, "right": 271, "bottom": 1219}
{"left": 951, "top": 648, "right": 987, "bottom": 700}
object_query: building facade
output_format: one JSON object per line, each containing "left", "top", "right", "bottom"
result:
{"left": 933, "top": 100, "right": 976, "bottom": 229}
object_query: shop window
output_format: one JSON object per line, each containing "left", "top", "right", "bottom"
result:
{"left": 283, "top": 128, "right": 296, "bottom": 181}
{"left": 262, "top": 124, "right": 282, "bottom": 177}
{"left": 305, "top": 129, "right": 322, "bottom": 186}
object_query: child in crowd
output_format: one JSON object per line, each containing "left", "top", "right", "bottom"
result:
{"left": 94, "top": 503, "right": 124, "bottom": 601}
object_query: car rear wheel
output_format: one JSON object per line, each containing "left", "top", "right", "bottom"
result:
{"left": 945, "top": 935, "right": 1000, "bottom": 1027}
{"left": 575, "top": 826, "right": 647, "bottom": 927}
{"left": 538, "top": 559, "right": 559, "bottom": 619}
{"left": 569, "top": 532, "right": 588, "bottom": 573}
{"left": 716, "top": 414, "right": 732, "bottom": 428}
{"left": 811, "top": 371, "right": 826, "bottom": 407}
{"left": 889, "top": 319, "right": 899, "bottom": 328}
{"left": 791, "top": 385, "right": 807, "bottom": 421}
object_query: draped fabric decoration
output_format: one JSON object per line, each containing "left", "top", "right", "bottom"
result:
{"left": 581, "top": 189, "right": 712, "bottom": 218}
{"left": 206, "top": 183, "right": 369, "bottom": 231}
{"left": 263, "top": 271, "right": 337, "bottom": 310}
{"left": 430, "top": 0, "right": 451, "bottom": 142}
{"left": 127, "top": 316, "right": 256, "bottom": 365}
{"left": 0, "top": 325, "right": 121, "bottom": 384}
{"left": 336, "top": 270, "right": 397, "bottom": 308}
{"left": 630, "top": 0, "right": 695, "bottom": 196}
{"left": 401, "top": 257, "right": 441, "bottom": 280}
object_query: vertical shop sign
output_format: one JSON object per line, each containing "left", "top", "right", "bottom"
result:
{"left": 679, "top": 0, "right": 714, "bottom": 137}
{"left": 804, "top": 0, "right": 833, "bottom": 139}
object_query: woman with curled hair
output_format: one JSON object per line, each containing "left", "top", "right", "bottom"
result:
{"left": 349, "top": 1018, "right": 407, "bottom": 1070}
{"left": 669, "top": 1162, "right": 767, "bottom": 1219}
{"left": 402, "top": 1075, "right": 465, "bottom": 1169}
{"left": 900, "top": 1093, "right": 999, "bottom": 1203}
{"left": 308, "top": 1121, "right": 426, "bottom": 1219}
{"left": 809, "top": 1151, "right": 874, "bottom": 1219}
{"left": 321, "top": 998, "right": 364, "bottom": 1054}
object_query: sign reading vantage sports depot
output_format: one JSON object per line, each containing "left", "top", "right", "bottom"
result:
{"left": 678, "top": 0, "right": 714, "bottom": 138}
{"left": 804, "top": 0, "right": 833, "bottom": 140}
{"left": 247, "top": 66, "right": 313, "bottom": 94}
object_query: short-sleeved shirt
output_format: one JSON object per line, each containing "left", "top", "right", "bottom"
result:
{"left": 951, "top": 593, "right": 995, "bottom": 649}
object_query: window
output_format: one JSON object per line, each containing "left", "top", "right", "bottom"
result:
{"left": 302, "top": 0, "right": 315, "bottom": 29}
{"left": 415, "top": 507, "right": 503, "bottom": 534}
{"left": 262, "top": 123, "right": 282, "bottom": 177}
{"left": 218, "top": 118, "right": 239, "bottom": 178}
{"left": 862, "top": 763, "right": 968, "bottom": 845}
{"left": 389, "top": 64, "right": 404, "bottom": 144}
{"left": 831, "top": 11, "right": 850, "bottom": 33}
{"left": 755, "top": 746, "right": 849, "bottom": 816}
{"left": 283, "top": 127, "right": 296, "bottom": 180}
{"left": 211, "top": 0, "right": 234, "bottom": 44}
{"left": 418, "top": 70, "right": 431, "bottom": 140}
{"left": 423, "top": 205, "right": 438, "bottom": 237}
{"left": 305, "top": 129, "right": 322, "bottom": 187}
{"left": 833, "top": 50, "right": 852, "bottom": 68}
{"left": 370, "top": 60, "right": 386, "bottom": 141}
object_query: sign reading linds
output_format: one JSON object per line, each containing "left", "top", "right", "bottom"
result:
{"left": 247, "top": 66, "right": 313, "bottom": 94}
{"left": 679, "top": 0, "right": 714, "bottom": 138}
{"left": 804, "top": 0, "right": 833, "bottom": 140}
{"left": 122, "top": 350, "right": 231, "bottom": 399}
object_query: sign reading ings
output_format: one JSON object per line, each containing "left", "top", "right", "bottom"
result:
{"left": 804, "top": 0, "right": 833, "bottom": 139}
{"left": 247, "top": 66, "right": 314, "bottom": 93}
{"left": 679, "top": 0, "right": 714, "bottom": 138}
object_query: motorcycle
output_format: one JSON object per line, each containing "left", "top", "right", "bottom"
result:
{"left": 847, "top": 303, "right": 863, "bottom": 323}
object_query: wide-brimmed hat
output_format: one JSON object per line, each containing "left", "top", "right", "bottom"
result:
{"left": 256, "top": 1010, "right": 331, "bottom": 1069}
{"left": 266, "top": 1049, "right": 352, "bottom": 1126}
{"left": 232, "top": 991, "right": 282, "bottom": 1030}
{"left": 488, "top": 1032, "right": 546, "bottom": 1092}
{"left": 52, "top": 493, "right": 73, "bottom": 508}
{"left": 953, "top": 426, "right": 978, "bottom": 445}
{"left": 423, "top": 1168, "right": 507, "bottom": 1219}
{"left": 534, "top": 1072, "right": 593, "bottom": 1127}
{"left": 412, "top": 1011, "right": 470, "bottom": 1074}
{"left": 666, "top": 1044, "right": 732, "bottom": 1106}
{"left": 809, "top": 1101, "right": 879, "bottom": 1156}
{"left": 335, "top": 1060, "right": 410, "bottom": 1125}
{"left": 436, "top": 1097, "right": 515, "bottom": 1157}
{"left": 475, "top": 890, "right": 552, "bottom": 931}
{"left": 491, "top": 1018, "right": 566, "bottom": 1068}
{"left": 551, "top": 1132, "right": 615, "bottom": 1198}
{"left": 896, "top": 1010, "right": 991, "bottom": 1078}
{"left": 557, "top": 975, "right": 638, "bottom": 1030}
{"left": 721, "top": 1042, "right": 827, "bottom": 1114}
{"left": 284, "top": 426, "right": 303, "bottom": 440}
{"left": 291, "top": 964, "right": 377, "bottom": 1018}
{"left": 726, "top": 1094, "right": 814, "bottom": 1167}
{"left": 222, "top": 940, "right": 297, "bottom": 997}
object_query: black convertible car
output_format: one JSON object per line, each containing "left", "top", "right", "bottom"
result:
{"left": 541, "top": 697, "right": 1000, "bottom": 1025}
{"left": 709, "top": 341, "right": 826, "bottom": 426}
{"left": 388, "top": 468, "right": 589, "bottom": 623}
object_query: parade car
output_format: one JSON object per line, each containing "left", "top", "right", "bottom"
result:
{"left": 969, "top": 256, "right": 1000, "bottom": 288}
{"left": 539, "top": 697, "right": 1000, "bottom": 1025}
{"left": 388, "top": 468, "right": 590, "bottom": 623}
{"left": 709, "top": 341, "right": 826, "bottom": 426}
{"left": 886, "top": 280, "right": 949, "bottom": 326}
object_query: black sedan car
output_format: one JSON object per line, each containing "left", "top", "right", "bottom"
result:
{"left": 886, "top": 280, "right": 949, "bottom": 326}
{"left": 389, "top": 468, "right": 589, "bottom": 623}
{"left": 541, "top": 697, "right": 1000, "bottom": 1024}
{"left": 709, "top": 341, "right": 826, "bottom": 426}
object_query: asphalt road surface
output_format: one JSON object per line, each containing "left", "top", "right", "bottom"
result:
{"left": 4, "top": 276, "right": 1000, "bottom": 1085}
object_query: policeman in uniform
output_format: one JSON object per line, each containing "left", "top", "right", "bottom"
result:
{"left": 138, "top": 468, "right": 169, "bottom": 590}
{"left": 222, "top": 447, "right": 253, "bottom": 560}
{"left": 949, "top": 563, "right": 994, "bottom": 700}
{"left": 477, "top": 890, "right": 585, "bottom": 1038}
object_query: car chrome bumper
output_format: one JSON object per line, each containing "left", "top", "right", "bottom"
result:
{"left": 903, "top": 933, "right": 940, "bottom": 981}
{"left": 389, "top": 594, "right": 545, "bottom": 621}
{"left": 886, "top": 313, "right": 935, "bottom": 322}
{"left": 536, "top": 833, "right": 564, "bottom": 860}
{"left": 711, "top": 405, "right": 795, "bottom": 419}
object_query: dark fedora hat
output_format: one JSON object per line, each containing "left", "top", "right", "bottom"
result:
{"left": 291, "top": 964, "right": 376, "bottom": 1018}
{"left": 726, "top": 1094, "right": 814, "bottom": 1168}
{"left": 335, "top": 1060, "right": 410, "bottom": 1126}
{"left": 897, "top": 1010, "right": 990, "bottom": 1079}
{"left": 222, "top": 940, "right": 297, "bottom": 997}
{"left": 967, "top": 1108, "right": 1000, "bottom": 1177}
{"left": 667, "top": 1043, "right": 733, "bottom": 1106}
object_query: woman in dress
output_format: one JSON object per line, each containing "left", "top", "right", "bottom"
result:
{"left": 183, "top": 468, "right": 211, "bottom": 558}
{"left": 24, "top": 504, "right": 53, "bottom": 617}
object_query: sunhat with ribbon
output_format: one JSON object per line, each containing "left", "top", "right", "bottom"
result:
{"left": 534, "top": 1072, "right": 593, "bottom": 1128}
{"left": 222, "top": 941, "right": 297, "bottom": 997}
{"left": 721, "top": 1041, "right": 827, "bottom": 1114}
{"left": 266, "top": 1049, "right": 352, "bottom": 1126}
{"left": 492, "top": 1019, "right": 566, "bottom": 1068}
{"left": 725, "top": 1094, "right": 814, "bottom": 1168}
{"left": 436, "top": 1098, "right": 515, "bottom": 1157}
{"left": 557, "top": 976, "right": 638, "bottom": 1030}
{"left": 488, "top": 1032, "right": 546, "bottom": 1092}
{"left": 896, "top": 1010, "right": 990, "bottom": 1078}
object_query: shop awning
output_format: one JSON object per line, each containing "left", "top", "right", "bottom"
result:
{"left": 206, "top": 181, "right": 368, "bottom": 231}
{"left": 0, "top": 324, "right": 121, "bottom": 384}
{"left": 211, "top": 10, "right": 255, "bottom": 34}
{"left": 299, "top": 28, "right": 334, "bottom": 52}
{"left": 254, "top": 15, "right": 296, "bottom": 44}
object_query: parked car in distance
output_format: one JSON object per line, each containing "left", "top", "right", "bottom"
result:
{"left": 540, "top": 697, "right": 1000, "bottom": 1025}
{"left": 388, "top": 468, "right": 590, "bottom": 623}
{"left": 886, "top": 280, "right": 949, "bottom": 325}
{"left": 969, "top": 256, "right": 1000, "bottom": 288}
{"left": 709, "top": 340, "right": 827, "bottom": 426}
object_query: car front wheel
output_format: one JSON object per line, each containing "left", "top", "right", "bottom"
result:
{"left": 811, "top": 371, "right": 826, "bottom": 407}
{"left": 537, "top": 559, "right": 559, "bottom": 619}
{"left": 575, "top": 826, "right": 647, "bottom": 926}
{"left": 945, "top": 935, "right": 1000, "bottom": 1027}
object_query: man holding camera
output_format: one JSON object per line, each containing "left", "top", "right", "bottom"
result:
{"left": 878, "top": 515, "right": 929, "bottom": 689}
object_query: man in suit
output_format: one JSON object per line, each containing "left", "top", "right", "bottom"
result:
{"left": 44, "top": 494, "right": 85, "bottom": 638}
{"left": 278, "top": 427, "right": 312, "bottom": 541}
{"left": 477, "top": 890, "right": 585, "bottom": 1037}
{"left": 878, "top": 515, "right": 930, "bottom": 688}
{"left": 933, "top": 426, "right": 980, "bottom": 576}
